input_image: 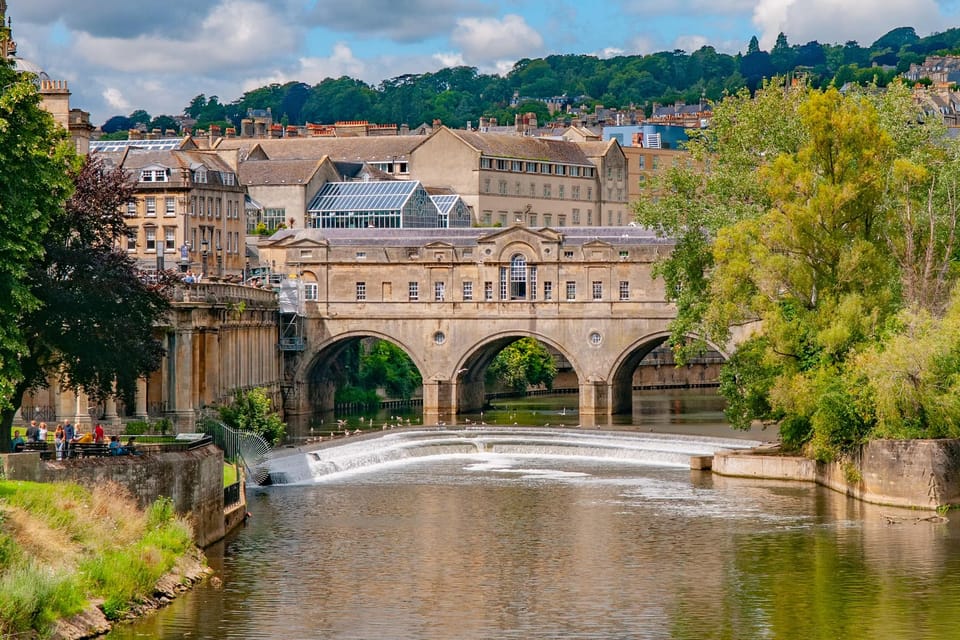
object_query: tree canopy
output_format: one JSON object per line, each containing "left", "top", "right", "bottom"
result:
{"left": 636, "top": 79, "right": 960, "bottom": 460}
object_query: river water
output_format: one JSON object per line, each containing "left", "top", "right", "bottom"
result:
{"left": 108, "top": 390, "right": 960, "bottom": 640}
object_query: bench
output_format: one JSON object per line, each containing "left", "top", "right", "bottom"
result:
{"left": 68, "top": 442, "right": 111, "bottom": 458}
{"left": 22, "top": 441, "right": 50, "bottom": 452}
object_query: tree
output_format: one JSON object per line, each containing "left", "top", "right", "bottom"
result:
{"left": 101, "top": 114, "right": 134, "bottom": 134}
{"left": 486, "top": 338, "right": 557, "bottom": 393}
{"left": 358, "top": 340, "right": 421, "bottom": 400}
{"left": 218, "top": 387, "right": 286, "bottom": 445}
{"left": 0, "top": 154, "right": 170, "bottom": 451}
{"left": 0, "top": 67, "right": 75, "bottom": 450}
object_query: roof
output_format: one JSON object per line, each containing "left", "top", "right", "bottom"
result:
{"left": 239, "top": 158, "right": 325, "bottom": 185}
{"left": 307, "top": 180, "right": 423, "bottom": 213}
{"left": 266, "top": 226, "right": 673, "bottom": 248}
{"left": 90, "top": 138, "right": 187, "bottom": 153}
{"left": 445, "top": 128, "right": 594, "bottom": 165}
{"left": 116, "top": 148, "right": 236, "bottom": 176}
{"left": 430, "top": 194, "right": 462, "bottom": 215}
{"left": 214, "top": 136, "right": 426, "bottom": 162}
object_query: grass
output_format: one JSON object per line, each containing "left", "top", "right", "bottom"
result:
{"left": 0, "top": 481, "right": 195, "bottom": 636}
{"left": 223, "top": 462, "right": 239, "bottom": 487}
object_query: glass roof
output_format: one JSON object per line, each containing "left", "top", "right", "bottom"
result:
{"left": 431, "top": 194, "right": 459, "bottom": 215}
{"left": 90, "top": 138, "right": 184, "bottom": 153}
{"left": 307, "top": 180, "right": 420, "bottom": 213}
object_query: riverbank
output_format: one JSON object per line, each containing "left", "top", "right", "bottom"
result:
{"left": 0, "top": 479, "right": 208, "bottom": 639}
{"left": 712, "top": 439, "right": 960, "bottom": 510}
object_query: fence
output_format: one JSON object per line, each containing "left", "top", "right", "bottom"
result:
{"left": 197, "top": 414, "right": 272, "bottom": 485}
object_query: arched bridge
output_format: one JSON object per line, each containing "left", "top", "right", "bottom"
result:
{"left": 259, "top": 226, "right": 746, "bottom": 431}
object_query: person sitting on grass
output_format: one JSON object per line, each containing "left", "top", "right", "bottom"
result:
{"left": 124, "top": 436, "right": 142, "bottom": 455}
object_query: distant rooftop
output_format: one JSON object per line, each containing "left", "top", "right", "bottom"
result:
{"left": 90, "top": 138, "right": 185, "bottom": 153}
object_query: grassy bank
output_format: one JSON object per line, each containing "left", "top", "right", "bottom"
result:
{"left": 0, "top": 480, "right": 195, "bottom": 637}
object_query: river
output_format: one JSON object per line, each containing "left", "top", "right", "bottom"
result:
{"left": 107, "top": 390, "right": 960, "bottom": 640}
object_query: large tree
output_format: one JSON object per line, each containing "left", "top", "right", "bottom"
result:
{"left": 0, "top": 154, "right": 170, "bottom": 451}
{"left": 0, "top": 66, "right": 75, "bottom": 431}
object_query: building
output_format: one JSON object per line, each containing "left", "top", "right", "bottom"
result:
{"left": 99, "top": 141, "right": 247, "bottom": 277}
{"left": 410, "top": 127, "right": 628, "bottom": 227}
{"left": 0, "top": 0, "right": 93, "bottom": 154}
{"left": 238, "top": 157, "right": 340, "bottom": 233}
{"left": 306, "top": 180, "right": 471, "bottom": 229}
{"left": 904, "top": 56, "right": 960, "bottom": 87}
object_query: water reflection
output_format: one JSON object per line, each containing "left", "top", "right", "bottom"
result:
{"left": 109, "top": 454, "right": 960, "bottom": 640}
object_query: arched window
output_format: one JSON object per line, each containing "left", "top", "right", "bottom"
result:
{"left": 510, "top": 254, "right": 527, "bottom": 300}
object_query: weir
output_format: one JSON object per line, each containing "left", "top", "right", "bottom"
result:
{"left": 261, "top": 427, "right": 761, "bottom": 485}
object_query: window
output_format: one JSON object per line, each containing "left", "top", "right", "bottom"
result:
{"left": 221, "top": 171, "right": 236, "bottom": 186}
{"left": 558, "top": 214, "right": 566, "bottom": 226}
{"left": 434, "top": 281, "right": 445, "bottom": 301}
{"left": 145, "top": 197, "right": 156, "bottom": 216}
{"left": 565, "top": 281, "right": 576, "bottom": 301}
{"left": 558, "top": 185, "right": 565, "bottom": 200}
{"left": 543, "top": 281, "right": 553, "bottom": 300}
{"left": 512, "top": 161, "right": 522, "bottom": 172}
{"left": 587, "top": 209, "right": 593, "bottom": 225}
{"left": 496, "top": 159, "right": 509, "bottom": 171}
{"left": 215, "top": 199, "right": 222, "bottom": 219}
{"left": 480, "top": 157, "right": 492, "bottom": 169}
{"left": 484, "top": 281, "right": 493, "bottom": 301}
{"left": 543, "top": 213, "right": 552, "bottom": 226}
{"left": 165, "top": 228, "right": 176, "bottom": 251}
{"left": 619, "top": 250, "right": 629, "bottom": 259}
{"left": 304, "top": 283, "right": 319, "bottom": 301}
{"left": 125, "top": 229, "right": 136, "bottom": 252}
{"left": 483, "top": 178, "right": 491, "bottom": 193}
{"left": 638, "top": 155, "right": 646, "bottom": 170}
{"left": 462, "top": 281, "right": 473, "bottom": 301}
{"left": 592, "top": 281, "right": 603, "bottom": 300}
{"left": 619, "top": 281, "right": 630, "bottom": 300}
{"left": 408, "top": 281, "right": 419, "bottom": 301}
{"left": 355, "top": 251, "right": 367, "bottom": 259}
{"left": 356, "top": 282, "right": 366, "bottom": 301}
{"left": 498, "top": 180, "right": 507, "bottom": 195}
{"left": 126, "top": 201, "right": 137, "bottom": 217}
{"left": 145, "top": 227, "right": 156, "bottom": 252}
{"left": 587, "top": 187, "right": 593, "bottom": 200}
{"left": 525, "top": 162, "right": 537, "bottom": 173}
{"left": 617, "top": 167, "right": 623, "bottom": 181}
{"left": 139, "top": 168, "right": 167, "bottom": 182}
{"left": 509, "top": 254, "right": 527, "bottom": 300}
{"left": 164, "top": 197, "right": 176, "bottom": 216}
{"left": 194, "top": 168, "right": 207, "bottom": 183}
{"left": 529, "top": 182, "right": 536, "bottom": 197}
{"left": 572, "top": 209, "right": 580, "bottom": 224}
{"left": 543, "top": 184, "right": 551, "bottom": 198}
{"left": 564, "top": 250, "right": 574, "bottom": 258}
{"left": 190, "top": 196, "right": 197, "bottom": 216}
{"left": 529, "top": 213, "right": 537, "bottom": 226}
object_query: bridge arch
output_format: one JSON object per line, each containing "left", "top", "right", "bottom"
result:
{"left": 452, "top": 330, "right": 585, "bottom": 415}
{"left": 288, "top": 330, "right": 428, "bottom": 434}
{"left": 607, "top": 331, "right": 728, "bottom": 415}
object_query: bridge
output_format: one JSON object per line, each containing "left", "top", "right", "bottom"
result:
{"left": 260, "top": 226, "right": 748, "bottom": 432}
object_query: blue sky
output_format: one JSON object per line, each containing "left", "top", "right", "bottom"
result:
{"left": 7, "top": 0, "right": 959, "bottom": 126}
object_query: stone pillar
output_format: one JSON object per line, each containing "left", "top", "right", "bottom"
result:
{"left": 456, "top": 379, "right": 486, "bottom": 413}
{"left": 73, "top": 389, "right": 92, "bottom": 426}
{"left": 578, "top": 379, "right": 610, "bottom": 428}
{"left": 422, "top": 379, "right": 455, "bottom": 426}
{"left": 135, "top": 377, "right": 149, "bottom": 420}
{"left": 103, "top": 395, "right": 119, "bottom": 427}
{"left": 169, "top": 329, "right": 196, "bottom": 430}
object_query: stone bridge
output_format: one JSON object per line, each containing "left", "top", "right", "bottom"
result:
{"left": 259, "top": 226, "right": 753, "bottom": 431}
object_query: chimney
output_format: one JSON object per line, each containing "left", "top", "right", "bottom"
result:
{"left": 164, "top": 129, "right": 177, "bottom": 137}
{"left": 285, "top": 125, "right": 298, "bottom": 137}
{"left": 241, "top": 119, "right": 254, "bottom": 138}
{"left": 225, "top": 127, "right": 236, "bottom": 138}
{"left": 400, "top": 123, "right": 409, "bottom": 135}
{"left": 269, "top": 124, "right": 283, "bottom": 139}
{"left": 128, "top": 129, "right": 143, "bottom": 140}
{"left": 209, "top": 124, "right": 222, "bottom": 138}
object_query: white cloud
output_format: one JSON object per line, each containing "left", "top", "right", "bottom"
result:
{"left": 752, "top": 0, "right": 945, "bottom": 49}
{"left": 73, "top": 0, "right": 299, "bottom": 73}
{"left": 244, "top": 43, "right": 369, "bottom": 89}
{"left": 102, "top": 87, "right": 130, "bottom": 111}
{"left": 674, "top": 34, "right": 711, "bottom": 53}
{"left": 451, "top": 14, "right": 544, "bottom": 64}
{"left": 433, "top": 51, "right": 467, "bottom": 68}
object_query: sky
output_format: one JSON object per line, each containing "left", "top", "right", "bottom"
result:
{"left": 7, "top": 0, "right": 960, "bottom": 127}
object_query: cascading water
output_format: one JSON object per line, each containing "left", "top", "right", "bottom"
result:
{"left": 262, "top": 427, "right": 762, "bottom": 485}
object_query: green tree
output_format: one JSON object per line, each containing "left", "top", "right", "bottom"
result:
{"left": 486, "top": 338, "right": 557, "bottom": 393}
{"left": 1, "top": 153, "right": 170, "bottom": 451}
{"left": 358, "top": 340, "right": 422, "bottom": 400}
{"left": 218, "top": 387, "right": 286, "bottom": 445}
{"left": 0, "top": 68, "right": 75, "bottom": 450}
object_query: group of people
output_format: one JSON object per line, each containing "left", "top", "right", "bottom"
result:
{"left": 9, "top": 419, "right": 138, "bottom": 459}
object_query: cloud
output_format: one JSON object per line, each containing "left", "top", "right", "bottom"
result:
{"left": 12, "top": 0, "right": 221, "bottom": 38}
{"left": 72, "top": 1, "right": 299, "bottom": 73}
{"left": 305, "top": 0, "right": 489, "bottom": 43}
{"left": 752, "top": 0, "right": 946, "bottom": 49}
{"left": 244, "top": 43, "right": 370, "bottom": 89}
{"left": 102, "top": 87, "right": 130, "bottom": 112}
{"left": 451, "top": 14, "right": 545, "bottom": 65}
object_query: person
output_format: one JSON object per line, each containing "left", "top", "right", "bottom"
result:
{"left": 184, "top": 271, "right": 195, "bottom": 284}
{"left": 54, "top": 424, "right": 65, "bottom": 460}
{"left": 77, "top": 431, "right": 93, "bottom": 444}
{"left": 11, "top": 430, "right": 25, "bottom": 452}
{"left": 26, "top": 420, "right": 39, "bottom": 443}
{"left": 63, "top": 419, "right": 75, "bottom": 443}
{"left": 108, "top": 435, "right": 124, "bottom": 455}
{"left": 94, "top": 423, "right": 105, "bottom": 444}
{"left": 37, "top": 422, "right": 47, "bottom": 443}
{"left": 124, "top": 436, "right": 141, "bottom": 455}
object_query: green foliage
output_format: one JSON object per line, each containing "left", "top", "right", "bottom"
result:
{"left": 217, "top": 387, "right": 286, "bottom": 445}
{"left": 0, "top": 563, "right": 85, "bottom": 635}
{"left": 718, "top": 336, "right": 782, "bottom": 430}
{"left": 358, "top": 340, "right": 422, "bottom": 400}
{"left": 486, "top": 338, "right": 558, "bottom": 393}
{"left": 125, "top": 420, "right": 148, "bottom": 435}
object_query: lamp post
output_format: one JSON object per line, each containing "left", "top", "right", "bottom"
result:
{"left": 200, "top": 237, "right": 209, "bottom": 277}
{"left": 216, "top": 245, "right": 223, "bottom": 276}
{"left": 156, "top": 242, "right": 165, "bottom": 274}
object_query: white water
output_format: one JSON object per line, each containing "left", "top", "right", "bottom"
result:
{"left": 262, "top": 427, "right": 761, "bottom": 485}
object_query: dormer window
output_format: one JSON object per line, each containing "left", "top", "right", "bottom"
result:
{"left": 194, "top": 168, "right": 208, "bottom": 184}
{"left": 221, "top": 171, "right": 235, "bottom": 186}
{"left": 139, "top": 168, "right": 168, "bottom": 182}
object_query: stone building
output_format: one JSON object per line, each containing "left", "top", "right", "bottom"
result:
{"left": 99, "top": 142, "right": 248, "bottom": 277}
{"left": 410, "top": 127, "right": 628, "bottom": 227}
{"left": 0, "top": 0, "right": 93, "bottom": 154}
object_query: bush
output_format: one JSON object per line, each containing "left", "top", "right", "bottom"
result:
{"left": 125, "top": 420, "right": 149, "bottom": 435}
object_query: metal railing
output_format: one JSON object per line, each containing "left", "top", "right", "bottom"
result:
{"left": 197, "top": 413, "right": 272, "bottom": 485}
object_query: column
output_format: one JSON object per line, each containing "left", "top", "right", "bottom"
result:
{"left": 73, "top": 389, "right": 91, "bottom": 426}
{"left": 103, "top": 396, "right": 119, "bottom": 427}
{"left": 135, "top": 377, "right": 149, "bottom": 420}
{"left": 578, "top": 379, "right": 611, "bottom": 428}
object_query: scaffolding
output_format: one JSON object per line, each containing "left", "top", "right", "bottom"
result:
{"left": 277, "top": 277, "right": 305, "bottom": 352}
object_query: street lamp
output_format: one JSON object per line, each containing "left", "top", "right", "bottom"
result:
{"left": 200, "top": 237, "right": 209, "bottom": 276}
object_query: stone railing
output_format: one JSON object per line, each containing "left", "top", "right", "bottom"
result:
{"left": 171, "top": 282, "right": 277, "bottom": 307}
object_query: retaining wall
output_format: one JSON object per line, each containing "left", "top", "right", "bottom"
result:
{"left": 1, "top": 444, "right": 225, "bottom": 546}
{"left": 713, "top": 439, "right": 960, "bottom": 510}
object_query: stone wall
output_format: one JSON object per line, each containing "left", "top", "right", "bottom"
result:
{"left": 1, "top": 444, "right": 225, "bottom": 547}
{"left": 713, "top": 439, "right": 960, "bottom": 510}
